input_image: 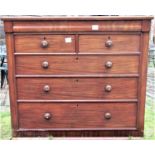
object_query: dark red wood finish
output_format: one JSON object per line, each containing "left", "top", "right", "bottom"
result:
{"left": 15, "top": 35, "right": 75, "bottom": 53}
{"left": 2, "top": 16, "right": 153, "bottom": 137}
{"left": 15, "top": 55, "right": 139, "bottom": 75}
{"left": 18, "top": 103, "right": 137, "bottom": 129}
{"left": 16, "top": 77, "right": 138, "bottom": 100}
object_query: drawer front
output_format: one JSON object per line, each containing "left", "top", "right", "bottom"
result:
{"left": 18, "top": 103, "right": 137, "bottom": 129}
{"left": 16, "top": 55, "right": 139, "bottom": 75}
{"left": 17, "top": 78, "right": 138, "bottom": 100}
{"left": 15, "top": 35, "right": 75, "bottom": 53}
{"left": 13, "top": 21, "right": 142, "bottom": 32}
{"left": 79, "top": 35, "right": 140, "bottom": 52}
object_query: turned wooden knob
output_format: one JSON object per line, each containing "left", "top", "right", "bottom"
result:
{"left": 105, "top": 85, "right": 112, "bottom": 92}
{"left": 104, "top": 112, "right": 112, "bottom": 119}
{"left": 42, "top": 61, "right": 49, "bottom": 69}
{"left": 43, "top": 85, "right": 50, "bottom": 92}
{"left": 105, "top": 61, "right": 113, "bottom": 68}
{"left": 44, "top": 112, "right": 51, "bottom": 120}
{"left": 41, "top": 40, "right": 48, "bottom": 48}
{"left": 105, "top": 39, "right": 113, "bottom": 48}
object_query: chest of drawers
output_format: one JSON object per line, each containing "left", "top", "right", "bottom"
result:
{"left": 2, "top": 16, "right": 153, "bottom": 137}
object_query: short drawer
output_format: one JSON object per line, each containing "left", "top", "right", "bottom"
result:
{"left": 18, "top": 103, "right": 137, "bottom": 129}
{"left": 17, "top": 78, "right": 138, "bottom": 100}
{"left": 15, "top": 35, "right": 75, "bottom": 53}
{"left": 79, "top": 35, "right": 140, "bottom": 52}
{"left": 15, "top": 55, "right": 139, "bottom": 75}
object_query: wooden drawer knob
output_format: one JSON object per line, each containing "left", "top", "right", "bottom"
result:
{"left": 42, "top": 61, "right": 49, "bottom": 69}
{"left": 43, "top": 85, "right": 50, "bottom": 92}
{"left": 105, "top": 61, "right": 113, "bottom": 68}
{"left": 105, "top": 85, "right": 112, "bottom": 92}
{"left": 105, "top": 39, "right": 113, "bottom": 48}
{"left": 41, "top": 40, "right": 48, "bottom": 48}
{"left": 104, "top": 112, "right": 112, "bottom": 119}
{"left": 44, "top": 112, "right": 51, "bottom": 120}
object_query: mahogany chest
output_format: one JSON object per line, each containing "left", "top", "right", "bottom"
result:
{"left": 2, "top": 16, "right": 153, "bottom": 137}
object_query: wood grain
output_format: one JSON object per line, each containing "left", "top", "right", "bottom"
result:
{"left": 12, "top": 21, "right": 142, "bottom": 32}
{"left": 14, "top": 130, "right": 143, "bottom": 137}
{"left": 5, "top": 29, "right": 18, "bottom": 136}
{"left": 17, "top": 99, "right": 138, "bottom": 103}
{"left": 16, "top": 77, "right": 138, "bottom": 100}
{"left": 2, "top": 16, "right": 152, "bottom": 137}
{"left": 79, "top": 34, "right": 140, "bottom": 52}
{"left": 18, "top": 103, "right": 137, "bottom": 129}
{"left": 137, "top": 23, "right": 150, "bottom": 135}
{"left": 15, "top": 34, "right": 75, "bottom": 53}
{"left": 15, "top": 74, "right": 139, "bottom": 78}
{"left": 15, "top": 55, "right": 139, "bottom": 75}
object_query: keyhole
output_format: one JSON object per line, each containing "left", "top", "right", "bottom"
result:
{"left": 77, "top": 104, "right": 79, "bottom": 107}
{"left": 75, "top": 79, "right": 79, "bottom": 82}
{"left": 76, "top": 57, "right": 79, "bottom": 60}
{"left": 108, "top": 36, "right": 111, "bottom": 40}
{"left": 43, "top": 36, "right": 46, "bottom": 40}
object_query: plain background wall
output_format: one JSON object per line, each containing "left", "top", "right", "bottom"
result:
{"left": 0, "top": 0, "right": 155, "bottom": 15}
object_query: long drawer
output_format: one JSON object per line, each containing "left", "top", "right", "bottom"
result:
{"left": 16, "top": 78, "right": 138, "bottom": 100}
{"left": 13, "top": 20, "right": 142, "bottom": 32}
{"left": 15, "top": 55, "right": 139, "bottom": 75}
{"left": 18, "top": 103, "right": 137, "bottom": 129}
